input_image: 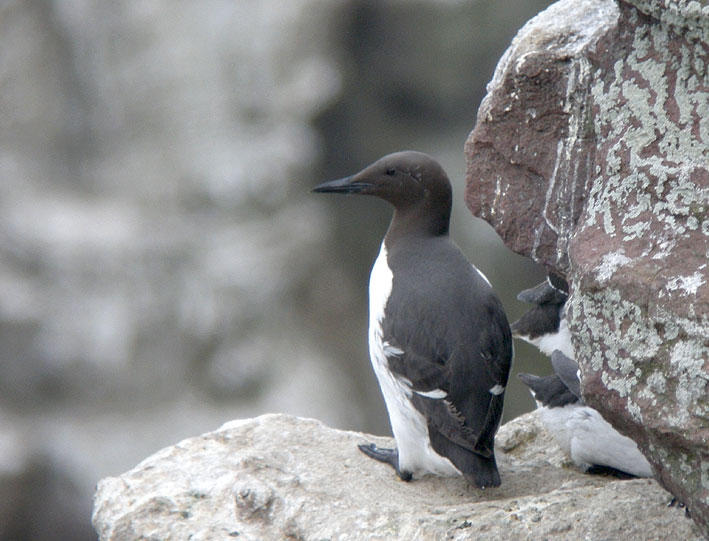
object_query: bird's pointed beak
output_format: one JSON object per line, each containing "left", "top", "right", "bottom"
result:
{"left": 311, "top": 175, "right": 372, "bottom": 195}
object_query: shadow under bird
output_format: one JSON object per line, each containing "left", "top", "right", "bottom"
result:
{"left": 313, "top": 151, "right": 513, "bottom": 488}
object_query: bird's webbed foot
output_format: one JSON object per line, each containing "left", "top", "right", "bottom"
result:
{"left": 668, "top": 497, "right": 692, "bottom": 518}
{"left": 357, "top": 443, "right": 412, "bottom": 481}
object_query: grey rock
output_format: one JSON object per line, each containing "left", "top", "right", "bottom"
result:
{"left": 92, "top": 412, "right": 701, "bottom": 540}
{"left": 465, "top": 0, "right": 709, "bottom": 535}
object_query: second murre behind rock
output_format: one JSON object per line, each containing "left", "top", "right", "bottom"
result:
{"left": 510, "top": 273, "right": 573, "bottom": 358}
{"left": 313, "top": 151, "right": 513, "bottom": 488}
{"left": 519, "top": 350, "right": 653, "bottom": 479}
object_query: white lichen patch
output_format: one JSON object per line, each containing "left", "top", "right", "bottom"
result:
{"left": 702, "top": 460, "right": 709, "bottom": 495}
{"left": 665, "top": 271, "right": 706, "bottom": 296}
{"left": 596, "top": 250, "right": 632, "bottom": 283}
{"left": 646, "top": 371, "right": 667, "bottom": 394}
{"left": 572, "top": 283, "right": 709, "bottom": 428}
{"left": 626, "top": 399, "right": 643, "bottom": 423}
{"left": 570, "top": 288, "right": 663, "bottom": 368}
{"left": 650, "top": 238, "right": 677, "bottom": 260}
{"left": 601, "top": 369, "right": 638, "bottom": 399}
{"left": 670, "top": 339, "right": 709, "bottom": 419}
{"left": 569, "top": 288, "right": 669, "bottom": 424}
{"left": 652, "top": 305, "right": 709, "bottom": 342}
{"left": 491, "top": 175, "right": 504, "bottom": 217}
{"left": 584, "top": 14, "right": 709, "bottom": 248}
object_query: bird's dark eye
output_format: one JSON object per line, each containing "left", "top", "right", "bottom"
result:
{"left": 385, "top": 168, "right": 396, "bottom": 176}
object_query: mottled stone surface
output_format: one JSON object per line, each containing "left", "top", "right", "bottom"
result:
{"left": 465, "top": 0, "right": 709, "bottom": 535}
{"left": 92, "top": 413, "right": 700, "bottom": 540}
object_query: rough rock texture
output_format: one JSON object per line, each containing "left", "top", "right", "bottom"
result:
{"left": 465, "top": 0, "right": 709, "bottom": 535}
{"left": 92, "top": 413, "right": 700, "bottom": 540}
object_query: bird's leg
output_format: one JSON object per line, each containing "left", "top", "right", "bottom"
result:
{"left": 668, "top": 497, "right": 692, "bottom": 518}
{"left": 357, "top": 443, "right": 412, "bottom": 481}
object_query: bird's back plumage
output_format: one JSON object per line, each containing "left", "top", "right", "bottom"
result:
{"left": 375, "top": 233, "right": 512, "bottom": 487}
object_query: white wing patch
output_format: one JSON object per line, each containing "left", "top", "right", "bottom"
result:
{"left": 489, "top": 384, "right": 505, "bottom": 396}
{"left": 384, "top": 342, "right": 447, "bottom": 400}
{"left": 415, "top": 388, "right": 447, "bottom": 399}
{"left": 383, "top": 342, "right": 404, "bottom": 357}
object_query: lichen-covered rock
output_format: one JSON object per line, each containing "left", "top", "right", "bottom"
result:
{"left": 92, "top": 413, "right": 700, "bottom": 540}
{"left": 464, "top": 0, "right": 709, "bottom": 535}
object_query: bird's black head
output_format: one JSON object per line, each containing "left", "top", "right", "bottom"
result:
{"left": 312, "top": 151, "right": 452, "bottom": 237}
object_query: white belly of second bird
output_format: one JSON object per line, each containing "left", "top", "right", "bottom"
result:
{"left": 368, "top": 243, "right": 460, "bottom": 478}
{"left": 539, "top": 403, "right": 653, "bottom": 478}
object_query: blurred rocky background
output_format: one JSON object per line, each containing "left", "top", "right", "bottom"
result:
{"left": 0, "top": 0, "right": 552, "bottom": 538}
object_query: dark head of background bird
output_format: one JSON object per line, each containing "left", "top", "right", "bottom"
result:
{"left": 312, "top": 151, "right": 452, "bottom": 237}
{"left": 518, "top": 349, "right": 581, "bottom": 408}
{"left": 515, "top": 272, "right": 568, "bottom": 306}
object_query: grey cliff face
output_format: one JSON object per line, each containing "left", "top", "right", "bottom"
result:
{"left": 465, "top": 0, "right": 709, "bottom": 535}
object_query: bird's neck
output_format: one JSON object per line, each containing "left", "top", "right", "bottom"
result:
{"left": 386, "top": 203, "right": 450, "bottom": 241}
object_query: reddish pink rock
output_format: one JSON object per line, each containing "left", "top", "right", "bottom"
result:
{"left": 465, "top": 0, "right": 709, "bottom": 536}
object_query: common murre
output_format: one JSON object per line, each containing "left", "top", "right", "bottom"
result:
{"left": 313, "top": 151, "right": 513, "bottom": 488}
{"left": 510, "top": 273, "right": 573, "bottom": 358}
{"left": 519, "top": 350, "right": 653, "bottom": 478}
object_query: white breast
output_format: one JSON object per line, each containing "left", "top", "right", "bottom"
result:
{"left": 530, "top": 309, "right": 574, "bottom": 358}
{"left": 368, "top": 243, "right": 459, "bottom": 477}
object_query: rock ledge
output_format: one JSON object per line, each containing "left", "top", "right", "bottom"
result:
{"left": 92, "top": 412, "right": 700, "bottom": 540}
